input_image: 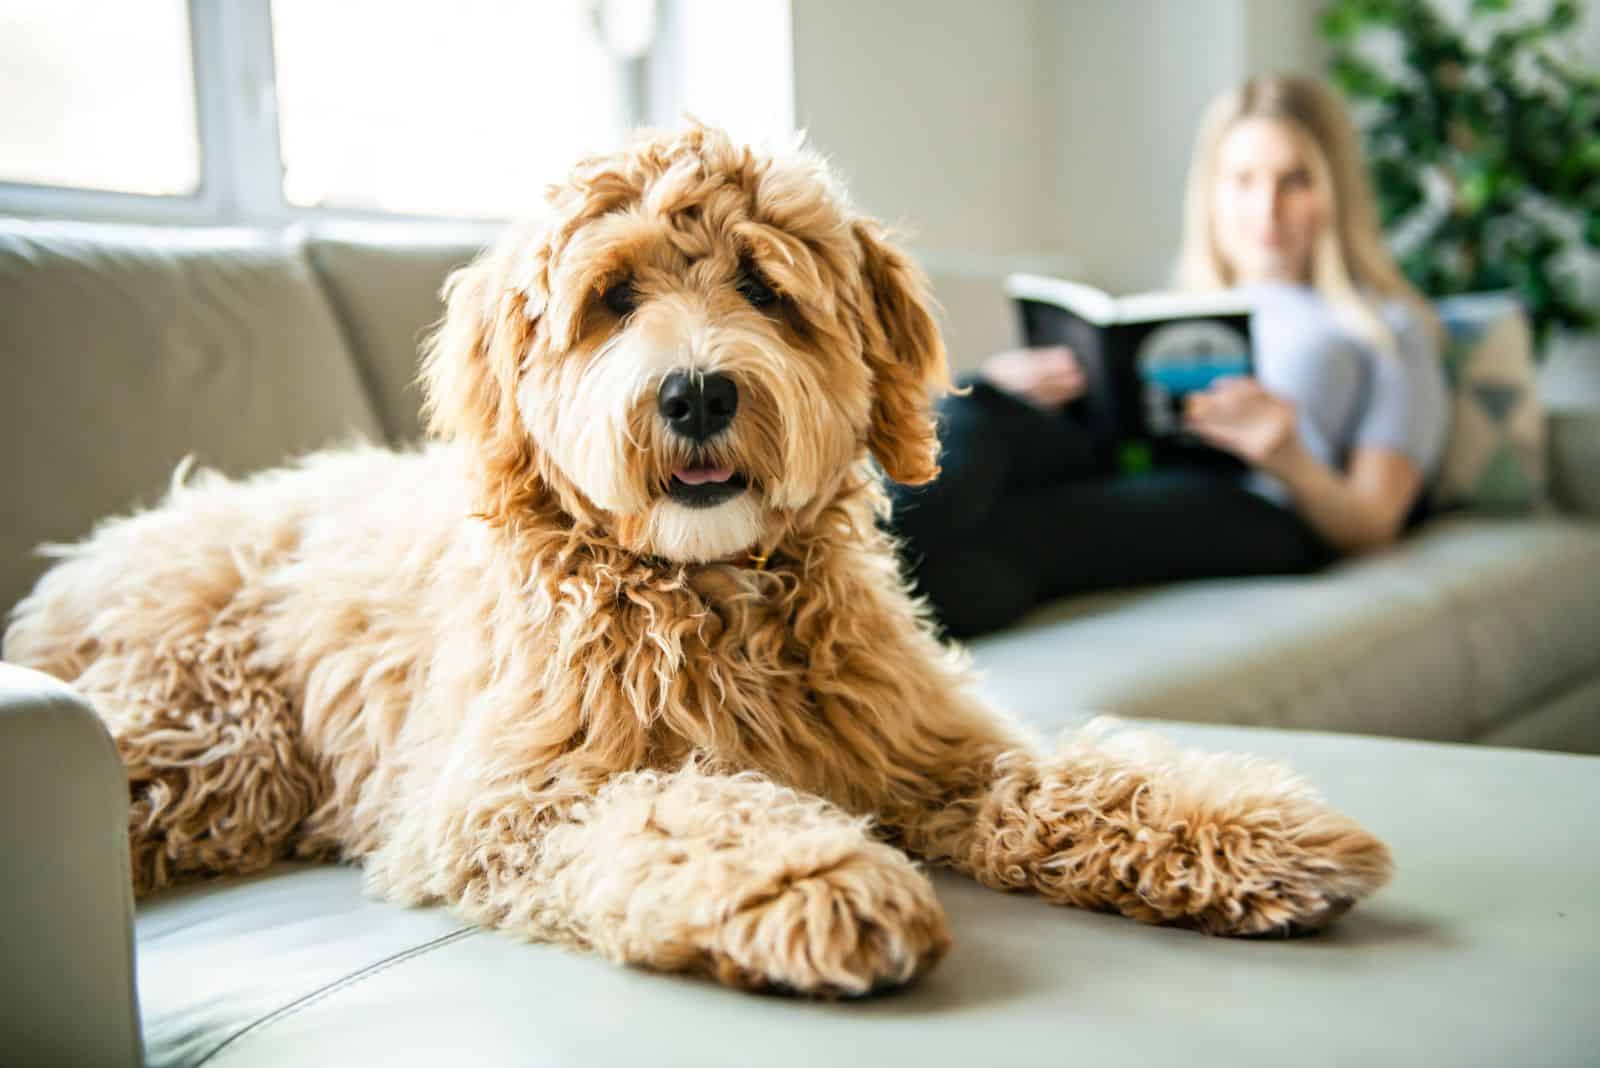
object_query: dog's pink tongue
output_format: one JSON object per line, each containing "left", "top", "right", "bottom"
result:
{"left": 674, "top": 464, "right": 735, "bottom": 486}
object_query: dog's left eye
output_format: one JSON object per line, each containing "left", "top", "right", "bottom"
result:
{"left": 735, "top": 269, "right": 778, "bottom": 309}
{"left": 602, "top": 279, "right": 638, "bottom": 317}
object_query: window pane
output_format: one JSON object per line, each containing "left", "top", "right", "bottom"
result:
{"left": 271, "top": 0, "right": 628, "bottom": 219}
{"left": 0, "top": 0, "right": 200, "bottom": 196}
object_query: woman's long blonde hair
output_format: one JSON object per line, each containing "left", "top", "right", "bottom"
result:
{"left": 1176, "top": 74, "right": 1439, "bottom": 355}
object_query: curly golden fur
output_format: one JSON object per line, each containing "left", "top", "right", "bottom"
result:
{"left": 4, "top": 126, "right": 1391, "bottom": 996}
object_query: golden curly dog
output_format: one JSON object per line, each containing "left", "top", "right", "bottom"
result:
{"left": 4, "top": 126, "right": 1390, "bottom": 996}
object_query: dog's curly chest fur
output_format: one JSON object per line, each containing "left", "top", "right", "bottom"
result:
{"left": 534, "top": 555, "right": 820, "bottom": 771}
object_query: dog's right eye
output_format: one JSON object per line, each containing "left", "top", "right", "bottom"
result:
{"left": 601, "top": 279, "right": 638, "bottom": 317}
{"left": 736, "top": 268, "right": 779, "bottom": 309}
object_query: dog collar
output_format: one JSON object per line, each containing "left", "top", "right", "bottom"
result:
{"left": 725, "top": 546, "right": 772, "bottom": 571}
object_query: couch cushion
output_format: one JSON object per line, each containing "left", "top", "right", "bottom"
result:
{"left": 966, "top": 515, "right": 1600, "bottom": 742}
{"left": 0, "top": 220, "right": 384, "bottom": 619}
{"left": 133, "top": 722, "right": 1600, "bottom": 1068}
{"left": 1549, "top": 409, "right": 1600, "bottom": 517}
{"left": 1478, "top": 674, "right": 1600, "bottom": 752}
{"left": 302, "top": 224, "right": 494, "bottom": 444}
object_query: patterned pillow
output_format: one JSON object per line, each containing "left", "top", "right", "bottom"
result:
{"left": 1430, "top": 294, "right": 1548, "bottom": 513}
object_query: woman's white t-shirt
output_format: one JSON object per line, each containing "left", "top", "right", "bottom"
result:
{"left": 1243, "top": 283, "right": 1450, "bottom": 502}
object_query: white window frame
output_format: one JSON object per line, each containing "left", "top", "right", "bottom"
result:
{"left": 0, "top": 0, "right": 654, "bottom": 227}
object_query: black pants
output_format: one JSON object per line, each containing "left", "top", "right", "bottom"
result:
{"left": 889, "top": 381, "right": 1334, "bottom": 639}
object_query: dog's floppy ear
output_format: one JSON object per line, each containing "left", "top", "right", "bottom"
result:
{"left": 419, "top": 224, "right": 547, "bottom": 520}
{"left": 852, "top": 219, "right": 950, "bottom": 486}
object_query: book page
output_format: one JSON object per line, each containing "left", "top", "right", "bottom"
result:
{"left": 1113, "top": 290, "right": 1256, "bottom": 324}
{"left": 1004, "top": 274, "right": 1118, "bottom": 326}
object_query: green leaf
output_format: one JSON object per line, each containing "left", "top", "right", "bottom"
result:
{"left": 1472, "top": 0, "right": 1511, "bottom": 12}
{"left": 1580, "top": 140, "right": 1600, "bottom": 175}
{"left": 1477, "top": 263, "right": 1512, "bottom": 291}
{"left": 1331, "top": 55, "right": 1391, "bottom": 98}
{"left": 1320, "top": 5, "right": 1359, "bottom": 41}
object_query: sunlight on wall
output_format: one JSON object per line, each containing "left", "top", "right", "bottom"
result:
{"left": 667, "top": 0, "right": 794, "bottom": 148}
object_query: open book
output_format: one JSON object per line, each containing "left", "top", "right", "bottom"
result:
{"left": 1004, "top": 274, "right": 1256, "bottom": 473}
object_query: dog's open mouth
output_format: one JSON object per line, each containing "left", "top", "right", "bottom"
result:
{"left": 667, "top": 463, "right": 749, "bottom": 508}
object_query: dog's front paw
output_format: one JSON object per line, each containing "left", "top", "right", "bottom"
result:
{"left": 1154, "top": 803, "right": 1394, "bottom": 938}
{"left": 705, "top": 842, "right": 951, "bottom": 997}
{"left": 1020, "top": 733, "right": 1395, "bottom": 938}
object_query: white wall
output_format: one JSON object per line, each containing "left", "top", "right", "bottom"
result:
{"left": 653, "top": 0, "right": 795, "bottom": 148}
{"left": 790, "top": 0, "right": 1055, "bottom": 258}
{"left": 789, "top": 0, "right": 1071, "bottom": 367}
{"left": 1044, "top": 1, "right": 1254, "bottom": 294}
{"left": 1242, "top": 0, "right": 1327, "bottom": 76}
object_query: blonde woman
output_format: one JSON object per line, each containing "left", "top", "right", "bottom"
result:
{"left": 892, "top": 74, "right": 1449, "bottom": 638}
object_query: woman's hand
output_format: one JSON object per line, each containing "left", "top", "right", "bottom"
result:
{"left": 1183, "top": 376, "right": 1302, "bottom": 476}
{"left": 980, "top": 346, "right": 1086, "bottom": 411}
{"left": 1187, "top": 376, "right": 1423, "bottom": 554}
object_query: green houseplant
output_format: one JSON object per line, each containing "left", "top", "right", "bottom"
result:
{"left": 1321, "top": 0, "right": 1600, "bottom": 355}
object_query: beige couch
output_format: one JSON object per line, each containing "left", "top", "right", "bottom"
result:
{"left": 2, "top": 218, "right": 1598, "bottom": 1066}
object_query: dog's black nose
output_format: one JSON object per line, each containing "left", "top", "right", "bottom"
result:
{"left": 657, "top": 370, "right": 738, "bottom": 442}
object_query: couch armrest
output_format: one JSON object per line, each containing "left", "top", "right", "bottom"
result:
{"left": 0, "top": 662, "right": 142, "bottom": 1067}
{"left": 1550, "top": 409, "right": 1600, "bottom": 518}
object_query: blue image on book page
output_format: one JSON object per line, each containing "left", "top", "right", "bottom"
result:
{"left": 1135, "top": 320, "right": 1251, "bottom": 437}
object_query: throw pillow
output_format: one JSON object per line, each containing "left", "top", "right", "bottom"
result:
{"left": 1430, "top": 293, "right": 1547, "bottom": 513}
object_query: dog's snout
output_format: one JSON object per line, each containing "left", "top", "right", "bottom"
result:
{"left": 657, "top": 370, "right": 738, "bottom": 442}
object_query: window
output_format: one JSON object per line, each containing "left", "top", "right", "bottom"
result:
{"left": 0, "top": 0, "right": 794, "bottom": 224}
{"left": 271, "top": 0, "right": 631, "bottom": 219}
{"left": 0, "top": 0, "right": 201, "bottom": 197}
